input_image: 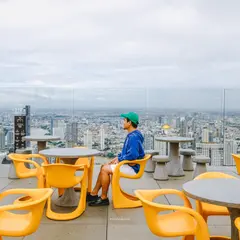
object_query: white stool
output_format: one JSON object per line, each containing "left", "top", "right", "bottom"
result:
{"left": 180, "top": 149, "right": 195, "bottom": 171}
{"left": 152, "top": 155, "right": 169, "bottom": 181}
{"left": 144, "top": 150, "right": 159, "bottom": 173}
{"left": 192, "top": 155, "right": 210, "bottom": 179}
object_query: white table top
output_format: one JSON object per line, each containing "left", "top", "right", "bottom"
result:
{"left": 39, "top": 148, "right": 101, "bottom": 158}
{"left": 155, "top": 136, "right": 194, "bottom": 143}
{"left": 22, "top": 136, "right": 61, "bottom": 142}
{"left": 183, "top": 178, "right": 240, "bottom": 209}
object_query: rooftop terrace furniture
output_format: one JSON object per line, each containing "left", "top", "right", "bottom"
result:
{"left": 8, "top": 153, "right": 49, "bottom": 188}
{"left": 152, "top": 155, "right": 169, "bottom": 180}
{"left": 0, "top": 188, "right": 53, "bottom": 240}
{"left": 111, "top": 154, "right": 151, "bottom": 209}
{"left": 232, "top": 154, "right": 240, "bottom": 175}
{"left": 42, "top": 163, "right": 88, "bottom": 220}
{"left": 192, "top": 155, "right": 210, "bottom": 179}
{"left": 193, "top": 172, "right": 237, "bottom": 225}
{"left": 135, "top": 189, "right": 230, "bottom": 240}
{"left": 144, "top": 150, "right": 159, "bottom": 173}
{"left": 180, "top": 149, "right": 195, "bottom": 171}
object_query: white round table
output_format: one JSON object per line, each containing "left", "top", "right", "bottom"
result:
{"left": 183, "top": 178, "right": 240, "bottom": 240}
{"left": 39, "top": 148, "right": 101, "bottom": 207}
{"left": 155, "top": 137, "right": 194, "bottom": 177}
{"left": 22, "top": 135, "right": 61, "bottom": 152}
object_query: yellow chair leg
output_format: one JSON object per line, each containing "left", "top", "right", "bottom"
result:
{"left": 46, "top": 173, "right": 88, "bottom": 221}
{"left": 87, "top": 157, "right": 94, "bottom": 193}
{"left": 112, "top": 174, "right": 142, "bottom": 208}
{"left": 58, "top": 188, "right": 65, "bottom": 197}
{"left": 37, "top": 174, "right": 45, "bottom": 188}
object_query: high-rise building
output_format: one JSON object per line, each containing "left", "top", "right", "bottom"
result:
{"left": 100, "top": 126, "right": 105, "bottom": 150}
{"left": 196, "top": 143, "right": 223, "bottom": 166}
{"left": 224, "top": 140, "right": 240, "bottom": 165}
{"left": 0, "top": 126, "right": 5, "bottom": 150}
{"left": 53, "top": 119, "right": 66, "bottom": 140}
{"left": 84, "top": 130, "right": 92, "bottom": 149}
{"left": 65, "top": 122, "right": 78, "bottom": 146}
{"left": 143, "top": 132, "right": 153, "bottom": 150}
{"left": 24, "top": 105, "right": 31, "bottom": 147}
{"left": 7, "top": 130, "right": 13, "bottom": 148}
{"left": 202, "top": 127, "right": 209, "bottom": 143}
{"left": 180, "top": 117, "right": 187, "bottom": 137}
{"left": 154, "top": 136, "right": 168, "bottom": 155}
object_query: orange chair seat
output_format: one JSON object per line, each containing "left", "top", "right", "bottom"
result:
{"left": 0, "top": 211, "right": 31, "bottom": 236}
{"left": 157, "top": 211, "right": 196, "bottom": 236}
{"left": 201, "top": 202, "right": 229, "bottom": 216}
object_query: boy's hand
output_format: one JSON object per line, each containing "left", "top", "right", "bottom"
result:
{"left": 108, "top": 157, "right": 119, "bottom": 165}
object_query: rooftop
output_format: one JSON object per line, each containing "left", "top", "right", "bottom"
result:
{"left": 0, "top": 161, "right": 238, "bottom": 240}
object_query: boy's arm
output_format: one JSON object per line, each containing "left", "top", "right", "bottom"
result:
{"left": 120, "top": 136, "right": 139, "bottom": 161}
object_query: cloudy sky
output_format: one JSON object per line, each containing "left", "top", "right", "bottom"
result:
{"left": 0, "top": 0, "right": 240, "bottom": 109}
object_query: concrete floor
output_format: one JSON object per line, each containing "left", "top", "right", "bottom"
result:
{"left": 0, "top": 162, "right": 238, "bottom": 240}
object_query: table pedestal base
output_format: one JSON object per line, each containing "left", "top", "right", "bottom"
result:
{"left": 54, "top": 188, "right": 79, "bottom": 207}
{"left": 167, "top": 142, "right": 185, "bottom": 177}
{"left": 228, "top": 207, "right": 240, "bottom": 240}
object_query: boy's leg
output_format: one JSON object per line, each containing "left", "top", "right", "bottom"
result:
{"left": 88, "top": 164, "right": 113, "bottom": 206}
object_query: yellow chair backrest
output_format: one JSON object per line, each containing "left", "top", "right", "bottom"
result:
{"left": 42, "top": 163, "right": 87, "bottom": 188}
{"left": 232, "top": 154, "right": 240, "bottom": 174}
{"left": 194, "top": 171, "right": 237, "bottom": 180}
{"left": 119, "top": 154, "right": 151, "bottom": 179}
{"left": 135, "top": 189, "right": 211, "bottom": 239}
{"left": 74, "top": 146, "right": 90, "bottom": 166}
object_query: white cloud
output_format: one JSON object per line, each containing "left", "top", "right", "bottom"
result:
{"left": 0, "top": 0, "right": 240, "bottom": 108}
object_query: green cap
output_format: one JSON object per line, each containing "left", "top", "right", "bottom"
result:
{"left": 120, "top": 112, "right": 139, "bottom": 125}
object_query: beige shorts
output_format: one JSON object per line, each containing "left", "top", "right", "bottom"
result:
{"left": 110, "top": 164, "right": 136, "bottom": 175}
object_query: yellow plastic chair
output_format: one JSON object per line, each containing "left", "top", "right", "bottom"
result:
{"left": 135, "top": 189, "right": 230, "bottom": 240}
{"left": 234, "top": 217, "right": 240, "bottom": 236}
{"left": 111, "top": 154, "right": 151, "bottom": 209}
{"left": 56, "top": 146, "right": 91, "bottom": 195}
{"left": 194, "top": 172, "right": 237, "bottom": 222}
{"left": 0, "top": 188, "right": 53, "bottom": 240}
{"left": 42, "top": 163, "right": 88, "bottom": 220}
{"left": 232, "top": 154, "right": 240, "bottom": 175}
{"left": 8, "top": 153, "right": 49, "bottom": 188}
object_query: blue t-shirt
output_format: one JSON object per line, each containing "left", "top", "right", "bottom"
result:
{"left": 117, "top": 130, "right": 145, "bottom": 173}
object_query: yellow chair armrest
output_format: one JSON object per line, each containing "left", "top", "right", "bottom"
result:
{"left": 27, "top": 154, "right": 49, "bottom": 164}
{"left": 12, "top": 158, "right": 41, "bottom": 169}
{"left": 135, "top": 189, "right": 192, "bottom": 208}
{"left": 0, "top": 188, "right": 53, "bottom": 212}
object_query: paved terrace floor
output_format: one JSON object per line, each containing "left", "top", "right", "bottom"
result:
{"left": 0, "top": 160, "right": 239, "bottom": 240}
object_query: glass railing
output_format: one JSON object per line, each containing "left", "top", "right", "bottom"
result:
{"left": 1, "top": 87, "right": 239, "bottom": 166}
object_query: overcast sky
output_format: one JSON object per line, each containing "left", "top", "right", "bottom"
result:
{"left": 0, "top": 0, "right": 240, "bottom": 110}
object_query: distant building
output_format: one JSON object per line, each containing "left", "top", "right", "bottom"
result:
{"left": 143, "top": 132, "right": 153, "bottom": 150}
{"left": 100, "top": 126, "right": 105, "bottom": 150}
{"left": 0, "top": 126, "right": 5, "bottom": 150}
{"left": 6, "top": 130, "right": 13, "bottom": 148}
{"left": 84, "top": 130, "right": 92, "bottom": 149}
{"left": 202, "top": 127, "right": 209, "bottom": 143}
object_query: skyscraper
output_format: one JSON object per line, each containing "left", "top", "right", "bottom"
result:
{"left": 7, "top": 130, "right": 13, "bottom": 148}
{"left": 84, "top": 130, "right": 92, "bottom": 149}
{"left": 202, "top": 127, "right": 209, "bottom": 143}
{"left": 0, "top": 126, "right": 5, "bottom": 150}
{"left": 65, "top": 122, "right": 78, "bottom": 147}
{"left": 100, "top": 126, "right": 105, "bottom": 150}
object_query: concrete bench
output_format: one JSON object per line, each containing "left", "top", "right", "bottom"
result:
{"left": 152, "top": 155, "right": 169, "bottom": 180}
{"left": 144, "top": 150, "right": 159, "bottom": 173}
{"left": 180, "top": 149, "right": 195, "bottom": 171}
{"left": 192, "top": 155, "right": 210, "bottom": 179}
